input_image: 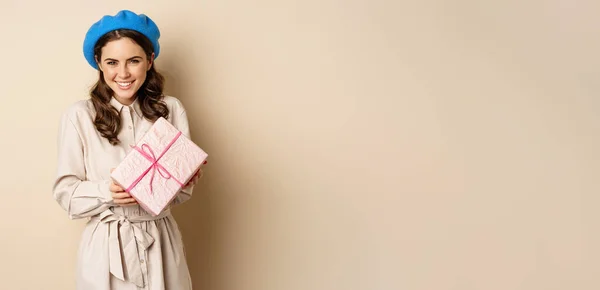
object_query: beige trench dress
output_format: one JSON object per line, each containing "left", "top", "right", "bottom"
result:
{"left": 53, "top": 95, "right": 194, "bottom": 290}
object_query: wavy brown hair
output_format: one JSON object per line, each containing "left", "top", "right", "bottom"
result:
{"left": 90, "top": 29, "right": 169, "bottom": 145}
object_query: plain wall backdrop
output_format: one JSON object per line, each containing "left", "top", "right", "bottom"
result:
{"left": 1, "top": 0, "right": 600, "bottom": 289}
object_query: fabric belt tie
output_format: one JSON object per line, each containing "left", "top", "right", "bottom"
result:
{"left": 93, "top": 208, "right": 171, "bottom": 288}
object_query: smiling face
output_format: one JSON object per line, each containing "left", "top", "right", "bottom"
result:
{"left": 97, "top": 37, "right": 154, "bottom": 105}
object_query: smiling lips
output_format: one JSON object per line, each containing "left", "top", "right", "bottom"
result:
{"left": 116, "top": 81, "right": 133, "bottom": 89}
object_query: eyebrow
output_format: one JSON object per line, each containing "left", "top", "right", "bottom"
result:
{"left": 103, "top": 56, "right": 143, "bottom": 62}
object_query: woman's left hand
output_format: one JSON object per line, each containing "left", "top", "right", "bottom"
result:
{"left": 185, "top": 160, "right": 207, "bottom": 188}
{"left": 185, "top": 169, "right": 202, "bottom": 188}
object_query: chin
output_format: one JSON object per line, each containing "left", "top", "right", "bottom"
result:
{"left": 111, "top": 85, "right": 139, "bottom": 101}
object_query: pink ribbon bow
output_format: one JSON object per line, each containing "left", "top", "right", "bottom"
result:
{"left": 126, "top": 131, "right": 184, "bottom": 194}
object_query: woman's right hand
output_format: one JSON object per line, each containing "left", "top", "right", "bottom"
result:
{"left": 110, "top": 169, "right": 138, "bottom": 206}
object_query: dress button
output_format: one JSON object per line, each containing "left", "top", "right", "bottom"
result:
{"left": 140, "top": 259, "right": 145, "bottom": 263}
{"left": 129, "top": 126, "right": 133, "bottom": 129}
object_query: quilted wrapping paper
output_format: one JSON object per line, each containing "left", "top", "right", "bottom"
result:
{"left": 110, "top": 117, "right": 208, "bottom": 216}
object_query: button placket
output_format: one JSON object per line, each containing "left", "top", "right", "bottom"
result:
{"left": 140, "top": 249, "right": 149, "bottom": 289}
{"left": 122, "top": 107, "right": 135, "bottom": 147}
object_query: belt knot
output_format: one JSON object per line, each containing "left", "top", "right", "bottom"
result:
{"left": 93, "top": 208, "right": 171, "bottom": 288}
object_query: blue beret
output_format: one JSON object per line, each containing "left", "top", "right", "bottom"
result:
{"left": 83, "top": 10, "right": 161, "bottom": 69}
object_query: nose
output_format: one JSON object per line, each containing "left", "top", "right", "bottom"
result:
{"left": 118, "top": 63, "right": 131, "bottom": 79}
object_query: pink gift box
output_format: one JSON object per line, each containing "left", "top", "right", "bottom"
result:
{"left": 110, "top": 117, "right": 208, "bottom": 216}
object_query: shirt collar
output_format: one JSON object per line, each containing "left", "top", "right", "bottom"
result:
{"left": 110, "top": 96, "right": 143, "bottom": 118}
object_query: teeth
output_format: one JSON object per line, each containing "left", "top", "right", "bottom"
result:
{"left": 117, "top": 82, "right": 132, "bottom": 86}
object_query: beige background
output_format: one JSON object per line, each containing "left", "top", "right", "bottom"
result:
{"left": 1, "top": 0, "right": 599, "bottom": 289}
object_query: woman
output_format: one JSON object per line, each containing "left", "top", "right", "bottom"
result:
{"left": 53, "top": 10, "right": 199, "bottom": 290}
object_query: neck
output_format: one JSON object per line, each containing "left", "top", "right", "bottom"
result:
{"left": 114, "top": 95, "right": 136, "bottom": 106}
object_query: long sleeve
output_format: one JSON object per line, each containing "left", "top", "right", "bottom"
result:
{"left": 52, "top": 111, "right": 114, "bottom": 219}
{"left": 171, "top": 107, "right": 195, "bottom": 206}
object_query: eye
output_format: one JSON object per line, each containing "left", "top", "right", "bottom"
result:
{"left": 106, "top": 61, "right": 117, "bottom": 66}
{"left": 130, "top": 59, "right": 140, "bottom": 64}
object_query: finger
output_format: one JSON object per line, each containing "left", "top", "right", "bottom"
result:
{"left": 113, "top": 197, "right": 135, "bottom": 204}
{"left": 115, "top": 199, "right": 137, "bottom": 205}
{"left": 121, "top": 199, "right": 136, "bottom": 204}
{"left": 190, "top": 174, "right": 200, "bottom": 185}
{"left": 112, "top": 192, "right": 132, "bottom": 199}
{"left": 187, "top": 173, "right": 197, "bottom": 184}
{"left": 109, "top": 183, "right": 125, "bottom": 193}
{"left": 187, "top": 176, "right": 199, "bottom": 187}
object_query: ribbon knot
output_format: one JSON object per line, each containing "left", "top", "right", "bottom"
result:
{"left": 126, "top": 132, "right": 184, "bottom": 195}
{"left": 97, "top": 209, "right": 171, "bottom": 288}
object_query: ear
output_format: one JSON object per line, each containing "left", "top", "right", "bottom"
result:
{"left": 95, "top": 55, "right": 103, "bottom": 71}
{"left": 147, "top": 53, "right": 155, "bottom": 71}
